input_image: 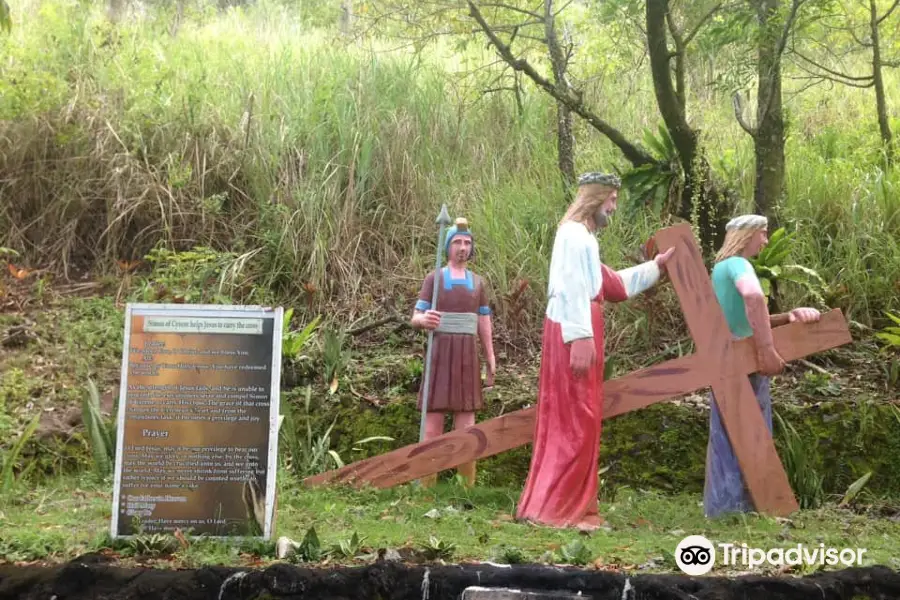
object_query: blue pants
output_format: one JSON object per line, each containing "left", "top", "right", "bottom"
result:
{"left": 703, "top": 374, "right": 772, "bottom": 518}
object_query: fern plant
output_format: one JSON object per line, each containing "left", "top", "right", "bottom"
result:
{"left": 279, "top": 386, "right": 392, "bottom": 478}
{"left": 282, "top": 309, "right": 320, "bottom": 361}
{"left": 749, "top": 227, "right": 827, "bottom": 311}
{"left": 281, "top": 309, "right": 321, "bottom": 388}
{"left": 874, "top": 311, "right": 900, "bottom": 387}
{"left": 774, "top": 410, "right": 824, "bottom": 509}
{"left": 620, "top": 124, "right": 682, "bottom": 219}
{"left": 875, "top": 311, "right": 900, "bottom": 347}
{"left": 0, "top": 413, "right": 40, "bottom": 495}
{"left": 82, "top": 378, "right": 116, "bottom": 478}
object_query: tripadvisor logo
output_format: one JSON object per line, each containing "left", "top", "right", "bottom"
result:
{"left": 675, "top": 535, "right": 868, "bottom": 575}
{"left": 675, "top": 535, "right": 716, "bottom": 575}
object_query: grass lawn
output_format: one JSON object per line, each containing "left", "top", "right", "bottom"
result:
{"left": 2, "top": 473, "right": 898, "bottom": 576}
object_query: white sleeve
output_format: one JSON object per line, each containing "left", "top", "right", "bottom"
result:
{"left": 616, "top": 261, "right": 661, "bottom": 298}
{"left": 553, "top": 226, "right": 602, "bottom": 343}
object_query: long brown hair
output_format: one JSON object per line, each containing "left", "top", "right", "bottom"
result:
{"left": 560, "top": 183, "right": 616, "bottom": 228}
{"left": 715, "top": 229, "right": 758, "bottom": 263}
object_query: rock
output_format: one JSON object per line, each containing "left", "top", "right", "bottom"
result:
{"left": 382, "top": 548, "right": 402, "bottom": 562}
{"left": 1, "top": 324, "right": 37, "bottom": 348}
{"left": 36, "top": 385, "right": 117, "bottom": 441}
{"left": 275, "top": 536, "right": 298, "bottom": 559}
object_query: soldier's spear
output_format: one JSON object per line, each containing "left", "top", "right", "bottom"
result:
{"left": 419, "top": 204, "right": 452, "bottom": 443}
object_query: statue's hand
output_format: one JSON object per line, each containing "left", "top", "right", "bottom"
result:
{"left": 756, "top": 344, "right": 786, "bottom": 376}
{"left": 419, "top": 310, "right": 441, "bottom": 330}
{"left": 789, "top": 307, "right": 820, "bottom": 323}
{"left": 485, "top": 354, "right": 496, "bottom": 387}
{"left": 654, "top": 246, "right": 676, "bottom": 270}
{"left": 569, "top": 338, "right": 596, "bottom": 376}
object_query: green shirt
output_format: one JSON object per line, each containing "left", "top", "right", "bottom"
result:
{"left": 711, "top": 256, "right": 758, "bottom": 340}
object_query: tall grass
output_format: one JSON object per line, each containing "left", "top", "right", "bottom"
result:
{"left": 0, "top": 0, "right": 897, "bottom": 336}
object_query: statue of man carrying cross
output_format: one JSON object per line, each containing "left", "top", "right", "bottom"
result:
{"left": 703, "top": 214, "right": 821, "bottom": 517}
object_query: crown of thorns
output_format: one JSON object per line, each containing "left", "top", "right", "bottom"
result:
{"left": 577, "top": 172, "right": 621, "bottom": 188}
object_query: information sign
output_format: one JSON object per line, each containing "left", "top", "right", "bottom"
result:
{"left": 110, "top": 303, "right": 282, "bottom": 539}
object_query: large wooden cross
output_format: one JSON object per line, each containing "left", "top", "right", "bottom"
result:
{"left": 304, "top": 223, "right": 852, "bottom": 516}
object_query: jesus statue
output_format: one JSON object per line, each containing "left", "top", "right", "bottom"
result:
{"left": 515, "top": 172, "right": 676, "bottom": 531}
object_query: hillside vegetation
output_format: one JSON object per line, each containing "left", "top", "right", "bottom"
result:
{"left": 1, "top": 0, "right": 898, "bottom": 334}
{"left": 0, "top": 2, "right": 899, "bottom": 567}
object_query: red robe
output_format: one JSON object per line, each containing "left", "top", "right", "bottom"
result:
{"left": 515, "top": 264, "right": 628, "bottom": 527}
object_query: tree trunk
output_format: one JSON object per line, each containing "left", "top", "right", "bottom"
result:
{"left": 340, "top": 0, "right": 353, "bottom": 34}
{"left": 647, "top": 0, "right": 724, "bottom": 253}
{"left": 647, "top": 0, "right": 696, "bottom": 181}
{"left": 170, "top": 0, "right": 184, "bottom": 36}
{"left": 753, "top": 0, "right": 786, "bottom": 216}
{"left": 544, "top": 0, "right": 576, "bottom": 191}
{"left": 556, "top": 105, "right": 575, "bottom": 189}
{"left": 870, "top": 0, "right": 894, "bottom": 165}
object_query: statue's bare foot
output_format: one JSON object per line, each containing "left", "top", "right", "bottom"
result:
{"left": 573, "top": 515, "right": 603, "bottom": 532}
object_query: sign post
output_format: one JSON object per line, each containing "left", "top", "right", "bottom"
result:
{"left": 111, "top": 303, "right": 283, "bottom": 539}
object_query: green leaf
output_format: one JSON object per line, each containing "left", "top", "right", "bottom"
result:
{"left": 874, "top": 332, "right": 900, "bottom": 347}
{"left": 782, "top": 264, "right": 827, "bottom": 286}
{"left": 328, "top": 449, "right": 345, "bottom": 468}
{"left": 353, "top": 436, "right": 394, "bottom": 445}
{"left": 840, "top": 471, "right": 872, "bottom": 506}
{"left": 1, "top": 413, "right": 40, "bottom": 492}
{"left": 764, "top": 246, "right": 793, "bottom": 267}
{"left": 760, "top": 278, "right": 772, "bottom": 297}
{"left": 643, "top": 126, "right": 672, "bottom": 161}
{"left": 83, "top": 379, "right": 112, "bottom": 477}
{"left": 282, "top": 307, "right": 294, "bottom": 334}
{"left": 753, "top": 264, "right": 777, "bottom": 278}
{"left": 658, "top": 122, "right": 677, "bottom": 159}
{"left": 768, "top": 226, "right": 789, "bottom": 246}
{"left": 298, "top": 526, "right": 322, "bottom": 560}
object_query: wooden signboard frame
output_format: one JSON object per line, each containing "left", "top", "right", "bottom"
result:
{"left": 304, "top": 224, "right": 852, "bottom": 516}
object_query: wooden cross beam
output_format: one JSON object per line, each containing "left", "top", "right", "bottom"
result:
{"left": 304, "top": 224, "right": 852, "bottom": 516}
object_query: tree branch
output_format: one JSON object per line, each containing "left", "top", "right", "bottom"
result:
{"left": 466, "top": 0, "right": 655, "bottom": 166}
{"left": 790, "top": 72, "right": 875, "bottom": 88}
{"left": 877, "top": 0, "right": 900, "bottom": 24}
{"left": 732, "top": 92, "right": 756, "bottom": 135}
{"left": 479, "top": 2, "right": 542, "bottom": 19}
{"left": 684, "top": 2, "right": 724, "bottom": 46}
{"left": 793, "top": 49, "right": 874, "bottom": 81}
{"left": 552, "top": 0, "right": 574, "bottom": 18}
{"left": 758, "top": 0, "right": 805, "bottom": 127}
{"left": 846, "top": 21, "right": 873, "bottom": 47}
{"left": 348, "top": 314, "right": 402, "bottom": 337}
{"left": 544, "top": 0, "right": 569, "bottom": 89}
{"left": 646, "top": 0, "right": 696, "bottom": 173}
{"left": 784, "top": 74, "right": 832, "bottom": 99}
{"left": 665, "top": 9, "right": 686, "bottom": 109}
